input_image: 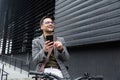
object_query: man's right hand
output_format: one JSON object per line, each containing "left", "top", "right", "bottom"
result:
{"left": 43, "top": 41, "right": 54, "bottom": 54}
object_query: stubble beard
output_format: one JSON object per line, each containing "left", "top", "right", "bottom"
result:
{"left": 46, "top": 29, "right": 54, "bottom": 34}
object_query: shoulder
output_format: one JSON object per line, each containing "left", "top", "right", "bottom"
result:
{"left": 33, "top": 37, "right": 40, "bottom": 41}
{"left": 32, "top": 35, "right": 43, "bottom": 42}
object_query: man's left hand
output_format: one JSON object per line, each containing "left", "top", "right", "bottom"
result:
{"left": 54, "top": 41, "right": 63, "bottom": 52}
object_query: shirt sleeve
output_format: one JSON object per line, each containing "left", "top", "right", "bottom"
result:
{"left": 32, "top": 39, "right": 47, "bottom": 64}
{"left": 58, "top": 37, "right": 70, "bottom": 61}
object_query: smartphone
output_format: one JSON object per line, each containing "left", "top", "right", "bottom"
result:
{"left": 46, "top": 35, "right": 53, "bottom": 42}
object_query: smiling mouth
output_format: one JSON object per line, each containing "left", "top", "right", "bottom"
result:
{"left": 47, "top": 26, "right": 54, "bottom": 30}
{"left": 48, "top": 27, "right": 53, "bottom": 29}
{"left": 48, "top": 25, "right": 54, "bottom": 28}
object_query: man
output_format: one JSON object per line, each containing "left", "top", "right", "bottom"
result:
{"left": 32, "top": 15, "right": 70, "bottom": 79}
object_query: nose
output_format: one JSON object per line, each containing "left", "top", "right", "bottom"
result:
{"left": 49, "top": 22, "right": 52, "bottom": 25}
{"left": 49, "top": 22, "right": 54, "bottom": 26}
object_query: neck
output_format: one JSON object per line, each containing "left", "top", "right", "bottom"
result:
{"left": 43, "top": 31, "right": 53, "bottom": 37}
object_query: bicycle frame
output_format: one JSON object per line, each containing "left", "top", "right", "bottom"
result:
{"left": 29, "top": 71, "right": 66, "bottom": 80}
{"left": 29, "top": 71, "right": 103, "bottom": 80}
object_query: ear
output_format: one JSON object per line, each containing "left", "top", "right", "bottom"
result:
{"left": 40, "top": 25, "right": 43, "bottom": 30}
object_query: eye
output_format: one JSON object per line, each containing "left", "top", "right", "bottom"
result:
{"left": 45, "top": 22, "right": 49, "bottom": 24}
{"left": 45, "top": 21, "right": 54, "bottom": 24}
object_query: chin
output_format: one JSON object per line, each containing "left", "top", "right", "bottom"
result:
{"left": 50, "top": 30, "right": 54, "bottom": 32}
{"left": 47, "top": 30, "right": 54, "bottom": 33}
{"left": 48, "top": 29, "right": 54, "bottom": 32}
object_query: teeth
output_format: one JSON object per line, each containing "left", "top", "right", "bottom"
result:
{"left": 48, "top": 26, "right": 52, "bottom": 27}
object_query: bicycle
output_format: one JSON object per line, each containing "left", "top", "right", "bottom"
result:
{"left": 29, "top": 71, "right": 68, "bottom": 80}
{"left": 74, "top": 73, "right": 103, "bottom": 80}
{"left": 29, "top": 71, "right": 103, "bottom": 80}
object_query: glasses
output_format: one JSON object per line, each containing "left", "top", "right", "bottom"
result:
{"left": 44, "top": 21, "right": 54, "bottom": 25}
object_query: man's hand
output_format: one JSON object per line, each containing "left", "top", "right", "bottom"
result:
{"left": 43, "top": 41, "right": 63, "bottom": 54}
{"left": 43, "top": 41, "right": 54, "bottom": 54}
{"left": 54, "top": 41, "right": 63, "bottom": 52}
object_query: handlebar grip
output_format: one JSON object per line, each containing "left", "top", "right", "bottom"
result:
{"left": 29, "top": 71, "right": 44, "bottom": 75}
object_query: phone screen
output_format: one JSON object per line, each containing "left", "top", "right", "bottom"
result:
{"left": 46, "top": 35, "right": 53, "bottom": 42}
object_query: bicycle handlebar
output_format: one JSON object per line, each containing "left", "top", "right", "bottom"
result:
{"left": 29, "top": 71, "right": 103, "bottom": 80}
{"left": 74, "top": 73, "right": 103, "bottom": 80}
{"left": 29, "top": 71, "right": 63, "bottom": 80}
{"left": 29, "top": 71, "right": 43, "bottom": 75}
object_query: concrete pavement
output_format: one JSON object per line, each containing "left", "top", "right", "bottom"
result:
{"left": 0, "top": 62, "right": 33, "bottom": 80}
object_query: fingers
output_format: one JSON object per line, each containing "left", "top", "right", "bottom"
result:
{"left": 45, "top": 41, "right": 50, "bottom": 45}
{"left": 54, "top": 41, "right": 63, "bottom": 51}
{"left": 45, "top": 41, "right": 54, "bottom": 46}
{"left": 44, "top": 41, "right": 63, "bottom": 52}
{"left": 44, "top": 41, "right": 54, "bottom": 53}
{"left": 55, "top": 41, "right": 62, "bottom": 47}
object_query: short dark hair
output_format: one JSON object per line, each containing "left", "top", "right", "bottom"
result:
{"left": 40, "top": 15, "right": 54, "bottom": 26}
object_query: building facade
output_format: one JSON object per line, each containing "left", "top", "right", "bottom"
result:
{"left": 0, "top": 0, "right": 120, "bottom": 80}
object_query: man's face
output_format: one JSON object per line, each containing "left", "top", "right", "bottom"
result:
{"left": 41, "top": 18, "right": 54, "bottom": 33}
